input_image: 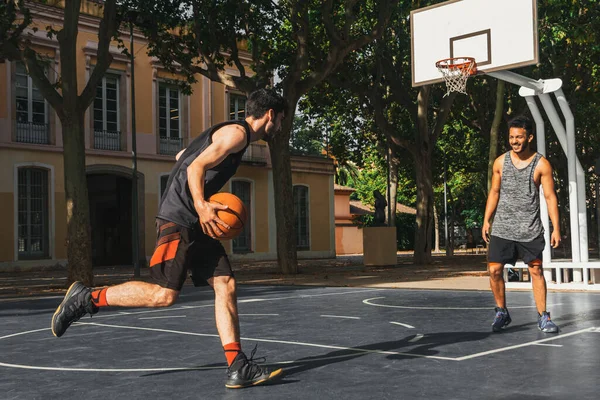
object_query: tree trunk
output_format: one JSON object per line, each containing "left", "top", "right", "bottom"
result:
{"left": 267, "top": 105, "right": 298, "bottom": 275}
{"left": 487, "top": 80, "right": 505, "bottom": 192}
{"left": 433, "top": 203, "right": 440, "bottom": 253}
{"left": 387, "top": 150, "right": 400, "bottom": 227}
{"left": 62, "top": 117, "right": 94, "bottom": 286}
{"left": 414, "top": 150, "right": 434, "bottom": 264}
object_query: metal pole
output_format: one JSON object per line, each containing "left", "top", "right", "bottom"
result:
{"left": 523, "top": 96, "right": 553, "bottom": 282}
{"left": 130, "top": 22, "right": 140, "bottom": 278}
{"left": 444, "top": 153, "right": 449, "bottom": 254}
{"left": 537, "top": 93, "right": 581, "bottom": 266}
{"left": 387, "top": 142, "right": 391, "bottom": 226}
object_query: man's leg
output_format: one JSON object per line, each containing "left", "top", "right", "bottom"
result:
{"left": 52, "top": 281, "right": 179, "bottom": 337}
{"left": 528, "top": 261, "right": 546, "bottom": 314}
{"left": 488, "top": 262, "right": 506, "bottom": 308}
{"left": 209, "top": 275, "right": 240, "bottom": 347}
{"left": 208, "top": 275, "right": 282, "bottom": 388}
{"left": 528, "top": 260, "right": 559, "bottom": 333}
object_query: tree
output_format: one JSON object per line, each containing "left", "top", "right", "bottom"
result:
{"left": 142, "top": 0, "right": 400, "bottom": 274}
{"left": 1, "top": 0, "right": 126, "bottom": 285}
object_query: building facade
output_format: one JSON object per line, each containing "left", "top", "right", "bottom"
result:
{"left": 0, "top": 2, "right": 335, "bottom": 270}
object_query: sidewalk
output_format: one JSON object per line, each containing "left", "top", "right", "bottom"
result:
{"left": 0, "top": 253, "right": 491, "bottom": 299}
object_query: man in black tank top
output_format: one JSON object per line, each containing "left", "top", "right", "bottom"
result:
{"left": 51, "top": 89, "right": 287, "bottom": 389}
{"left": 482, "top": 116, "right": 561, "bottom": 334}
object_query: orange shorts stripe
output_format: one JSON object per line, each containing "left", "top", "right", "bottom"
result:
{"left": 150, "top": 239, "right": 180, "bottom": 267}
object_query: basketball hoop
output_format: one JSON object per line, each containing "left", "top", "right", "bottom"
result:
{"left": 435, "top": 57, "right": 477, "bottom": 97}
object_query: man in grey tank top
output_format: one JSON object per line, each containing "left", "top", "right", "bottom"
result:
{"left": 482, "top": 116, "right": 561, "bottom": 334}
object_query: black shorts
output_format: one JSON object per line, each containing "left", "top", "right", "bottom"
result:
{"left": 488, "top": 235, "right": 545, "bottom": 266}
{"left": 148, "top": 218, "right": 234, "bottom": 291}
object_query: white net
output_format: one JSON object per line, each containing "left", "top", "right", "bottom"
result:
{"left": 436, "top": 58, "right": 476, "bottom": 97}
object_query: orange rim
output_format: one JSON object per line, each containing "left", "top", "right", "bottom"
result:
{"left": 435, "top": 57, "right": 477, "bottom": 74}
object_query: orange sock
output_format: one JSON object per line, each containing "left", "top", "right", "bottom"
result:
{"left": 91, "top": 288, "right": 109, "bottom": 307}
{"left": 224, "top": 342, "right": 241, "bottom": 366}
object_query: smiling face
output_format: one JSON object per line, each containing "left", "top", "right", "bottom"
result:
{"left": 508, "top": 127, "right": 533, "bottom": 154}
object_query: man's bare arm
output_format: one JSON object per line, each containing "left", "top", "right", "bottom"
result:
{"left": 482, "top": 156, "right": 503, "bottom": 243}
{"left": 539, "top": 157, "right": 561, "bottom": 248}
{"left": 187, "top": 126, "right": 247, "bottom": 237}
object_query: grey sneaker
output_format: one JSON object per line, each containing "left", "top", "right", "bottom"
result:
{"left": 51, "top": 282, "right": 98, "bottom": 337}
{"left": 492, "top": 307, "right": 512, "bottom": 332}
{"left": 538, "top": 311, "right": 559, "bottom": 333}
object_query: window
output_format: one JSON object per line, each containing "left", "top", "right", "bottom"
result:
{"left": 158, "top": 84, "right": 182, "bottom": 155}
{"left": 15, "top": 62, "right": 49, "bottom": 144}
{"left": 293, "top": 185, "right": 310, "bottom": 250}
{"left": 159, "top": 174, "right": 169, "bottom": 201}
{"left": 93, "top": 74, "right": 120, "bottom": 150}
{"left": 229, "top": 93, "right": 246, "bottom": 121}
{"left": 18, "top": 168, "right": 49, "bottom": 259}
{"left": 232, "top": 181, "right": 251, "bottom": 253}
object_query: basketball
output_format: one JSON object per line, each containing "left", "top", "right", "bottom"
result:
{"left": 208, "top": 192, "right": 247, "bottom": 240}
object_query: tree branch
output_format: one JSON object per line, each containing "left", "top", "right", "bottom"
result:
{"left": 79, "top": 0, "right": 117, "bottom": 113}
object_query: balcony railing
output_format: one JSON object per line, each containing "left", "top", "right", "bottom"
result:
{"left": 16, "top": 122, "right": 50, "bottom": 144}
{"left": 241, "top": 143, "right": 268, "bottom": 164}
{"left": 159, "top": 136, "right": 184, "bottom": 156}
{"left": 94, "top": 130, "right": 121, "bottom": 151}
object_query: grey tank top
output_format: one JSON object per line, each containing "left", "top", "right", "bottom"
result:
{"left": 492, "top": 152, "right": 544, "bottom": 241}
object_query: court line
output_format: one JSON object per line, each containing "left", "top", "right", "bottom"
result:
{"left": 80, "top": 322, "right": 457, "bottom": 361}
{"left": 239, "top": 313, "right": 279, "bottom": 316}
{"left": 390, "top": 321, "right": 415, "bottom": 329}
{"left": 320, "top": 315, "right": 361, "bottom": 320}
{"left": 82, "top": 288, "right": 384, "bottom": 320}
{"left": 408, "top": 334, "right": 425, "bottom": 343}
{"left": 454, "top": 327, "right": 596, "bottom": 361}
{"left": 364, "top": 297, "right": 562, "bottom": 310}
{"left": 532, "top": 343, "right": 562, "bottom": 348}
{"left": 139, "top": 316, "right": 187, "bottom": 320}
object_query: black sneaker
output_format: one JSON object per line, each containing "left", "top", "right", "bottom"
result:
{"left": 225, "top": 347, "right": 283, "bottom": 389}
{"left": 491, "top": 307, "right": 512, "bottom": 332}
{"left": 51, "top": 281, "right": 98, "bottom": 337}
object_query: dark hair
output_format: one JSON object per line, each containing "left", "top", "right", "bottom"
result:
{"left": 246, "top": 88, "right": 287, "bottom": 118}
{"left": 508, "top": 115, "right": 533, "bottom": 136}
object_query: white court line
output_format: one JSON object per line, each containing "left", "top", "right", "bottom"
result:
{"left": 364, "top": 297, "right": 562, "bottom": 310}
{"left": 85, "top": 288, "right": 384, "bottom": 320}
{"left": 0, "top": 328, "right": 49, "bottom": 340}
{"left": 78, "top": 322, "right": 456, "bottom": 361}
{"left": 0, "top": 296, "right": 63, "bottom": 303}
{"left": 139, "top": 316, "right": 187, "bottom": 320}
{"left": 320, "top": 315, "right": 361, "bottom": 320}
{"left": 532, "top": 343, "right": 563, "bottom": 348}
{"left": 454, "top": 327, "right": 595, "bottom": 361}
{"left": 390, "top": 321, "right": 415, "bottom": 329}
{"left": 239, "top": 314, "right": 279, "bottom": 316}
{"left": 408, "top": 334, "right": 425, "bottom": 343}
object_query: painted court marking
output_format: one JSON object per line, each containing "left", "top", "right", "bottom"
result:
{"left": 139, "top": 315, "right": 187, "bottom": 320}
{"left": 1, "top": 322, "right": 597, "bottom": 373}
{"left": 321, "top": 315, "right": 361, "bottom": 320}
{"left": 363, "top": 297, "right": 562, "bottom": 310}
{"left": 390, "top": 321, "right": 415, "bottom": 329}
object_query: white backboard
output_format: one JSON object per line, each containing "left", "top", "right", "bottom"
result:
{"left": 411, "top": 0, "right": 538, "bottom": 87}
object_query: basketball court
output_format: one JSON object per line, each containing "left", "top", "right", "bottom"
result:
{"left": 1, "top": 285, "right": 599, "bottom": 399}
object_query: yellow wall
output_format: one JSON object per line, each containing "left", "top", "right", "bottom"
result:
{"left": 0, "top": 63, "right": 6, "bottom": 119}
{"left": 293, "top": 172, "right": 332, "bottom": 252}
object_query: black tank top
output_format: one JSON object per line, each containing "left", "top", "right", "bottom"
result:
{"left": 157, "top": 120, "right": 251, "bottom": 228}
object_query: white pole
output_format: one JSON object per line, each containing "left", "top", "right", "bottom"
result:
{"left": 554, "top": 89, "right": 589, "bottom": 277}
{"left": 524, "top": 96, "right": 553, "bottom": 282}
{"left": 537, "top": 94, "right": 581, "bottom": 270}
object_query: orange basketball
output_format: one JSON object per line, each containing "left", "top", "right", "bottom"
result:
{"left": 208, "top": 192, "right": 247, "bottom": 240}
